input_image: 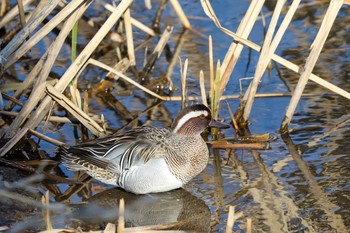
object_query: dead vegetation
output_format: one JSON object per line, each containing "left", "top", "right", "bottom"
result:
{"left": 1, "top": 0, "right": 350, "bottom": 232}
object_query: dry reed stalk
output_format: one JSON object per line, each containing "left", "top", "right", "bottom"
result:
{"left": 1, "top": 82, "right": 46, "bottom": 138}
{"left": 0, "top": 111, "right": 102, "bottom": 124}
{"left": 199, "top": 70, "right": 208, "bottom": 106}
{"left": 118, "top": 199, "right": 125, "bottom": 233}
{"left": 121, "top": 214, "right": 201, "bottom": 231}
{"left": 210, "top": 141, "right": 268, "bottom": 150}
{"left": 83, "top": 91, "right": 89, "bottom": 114}
{"left": 0, "top": 0, "right": 62, "bottom": 68}
{"left": 139, "top": 26, "right": 173, "bottom": 84}
{"left": 98, "top": 58, "right": 130, "bottom": 84}
{"left": 201, "top": 0, "right": 263, "bottom": 99}
{"left": 3, "top": 55, "right": 45, "bottom": 111}
{"left": 166, "top": 30, "right": 188, "bottom": 92}
{"left": 144, "top": 0, "right": 152, "bottom": 9}
{"left": 2, "top": 1, "right": 91, "bottom": 139}
{"left": 115, "top": 101, "right": 163, "bottom": 133}
{"left": 27, "top": 0, "right": 53, "bottom": 24}
{"left": 17, "top": 0, "right": 26, "bottom": 27}
{"left": 180, "top": 58, "right": 188, "bottom": 108}
{"left": 39, "top": 229, "right": 73, "bottom": 233}
{"left": 280, "top": 0, "right": 343, "bottom": 133}
{"left": 130, "top": 17, "right": 156, "bottom": 36}
{"left": 45, "top": 84, "right": 106, "bottom": 137}
{"left": 229, "top": 133, "right": 270, "bottom": 143}
{"left": 242, "top": 0, "right": 287, "bottom": 121}
{"left": 28, "top": 129, "right": 68, "bottom": 147}
{"left": 3, "top": 0, "right": 87, "bottom": 69}
{"left": 209, "top": 35, "right": 215, "bottom": 110}
{"left": 105, "top": 3, "right": 155, "bottom": 36}
{"left": 19, "top": 0, "right": 132, "bottom": 134}
{"left": 1, "top": 93, "right": 23, "bottom": 106}
{"left": 164, "top": 92, "right": 320, "bottom": 102}
{"left": 242, "top": 0, "right": 301, "bottom": 120}
{"left": 69, "top": 82, "right": 82, "bottom": 109}
{"left": 124, "top": 8, "right": 136, "bottom": 66}
{"left": 58, "top": 177, "right": 92, "bottom": 202}
{"left": 220, "top": 0, "right": 264, "bottom": 84}
{"left": 104, "top": 223, "right": 116, "bottom": 233}
{"left": 246, "top": 218, "right": 252, "bottom": 233}
{"left": 225, "top": 206, "right": 235, "bottom": 233}
{"left": 168, "top": 0, "right": 191, "bottom": 29}
{"left": 201, "top": 0, "right": 350, "bottom": 102}
{"left": 89, "top": 59, "right": 170, "bottom": 101}
{"left": 225, "top": 101, "right": 238, "bottom": 131}
{"left": 0, "top": 0, "right": 34, "bottom": 29}
{"left": 153, "top": 26, "right": 173, "bottom": 56}
{"left": 211, "top": 60, "right": 221, "bottom": 118}
{"left": 42, "top": 191, "right": 53, "bottom": 231}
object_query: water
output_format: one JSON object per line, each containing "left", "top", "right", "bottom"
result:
{"left": 1, "top": 0, "right": 350, "bottom": 232}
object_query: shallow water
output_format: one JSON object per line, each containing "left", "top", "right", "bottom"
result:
{"left": 1, "top": 0, "right": 350, "bottom": 232}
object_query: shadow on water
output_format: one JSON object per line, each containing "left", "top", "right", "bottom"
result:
{"left": 69, "top": 188, "right": 210, "bottom": 232}
{"left": 7, "top": 184, "right": 210, "bottom": 232}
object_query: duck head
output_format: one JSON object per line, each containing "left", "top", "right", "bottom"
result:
{"left": 171, "top": 104, "right": 230, "bottom": 135}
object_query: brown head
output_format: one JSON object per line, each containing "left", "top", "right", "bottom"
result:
{"left": 171, "top": 104, "right": 230, "bottom": 135}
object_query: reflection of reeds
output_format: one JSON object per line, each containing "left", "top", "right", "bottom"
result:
{"left": 42, "top": 191, "right": 53, "bottom": 231}
{"left": 201, "top": 0, "right": 350, "bottom": 132}
{"left": 118, "top": 199, "right": 125, "bottom": 233}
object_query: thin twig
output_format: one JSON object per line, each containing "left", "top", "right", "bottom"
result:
{"left": 225, "top": 206, "right": 235, "bottom": 233}
{"left": 105, "top": 3, "right": 155, "bottom": 36}
{"left": 19, "top": 0, "right": 132, "bottom": 135}
{"left": 201, "top": 0, "right": 350, "bottom": 101}
{"left": 209, "top": 141, "right": 269, "bottom": 150}
{"left": 28, "top": 129, "right": 68, "bottom": 147}
{"left": 118, "top": 199, "right": 125, "bottom": 233}
{"left": 225, "top": 101, "right": 238, "bottom": 131}
{"left": 45, "top": 84, "right": 106, "bottom": 137}
{"left": 89, "top": 59, "right": 170, "bottom": 101}
{"left": 0, "top": 0, "right": 62, "bottom": 68}
{"left": 169, "top": 0, "right": 191, "bottom": 28}
{"left": 124, "top": 8, "right": 136, "bottom": 66}
{"left": 181, "top": 58, "right": 188, "bottom": 108}
{"left": 209, "top": 35, "right": 215, "bottom": 110}
{"left": 247, "top": 218, "right": 252, "bottom": 233}
{"left": 199, "top": 70, "right": 208, "bottom": 106}
{"left": 3, "top": 1, "right": 91, "bottom": 139}
{"left": 17, "top": 0, "right": 26, "bottom": 27}
{"left": 0, "top": 0, "right": 34, "bottom": 29}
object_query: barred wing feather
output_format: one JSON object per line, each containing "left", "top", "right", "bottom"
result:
{"left": 64, "top": 127, "right": 163, "bottom": 173}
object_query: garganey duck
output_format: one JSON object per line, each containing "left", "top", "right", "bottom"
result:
{"left": 62, "top": 104, "right": 229, "bottom": 194}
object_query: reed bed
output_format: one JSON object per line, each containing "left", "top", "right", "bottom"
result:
{"left": 0, "top": 0, "right": 349, "bottom": 232}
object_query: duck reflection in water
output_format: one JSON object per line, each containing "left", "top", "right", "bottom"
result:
{"left": 68, "top": 187, "right": 210, "bottom": 232}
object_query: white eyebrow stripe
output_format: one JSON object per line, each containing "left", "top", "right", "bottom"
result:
{"left": 173, "top": 110, "right": 208, "bottom": 133}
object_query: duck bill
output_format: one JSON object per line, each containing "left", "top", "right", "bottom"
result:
{"left": 209, "top": 119, "right": 230, "bottom": 129}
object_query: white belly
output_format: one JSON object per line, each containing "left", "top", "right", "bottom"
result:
{"left": 119, "top": 158, "right": 183, "bottom": 194}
